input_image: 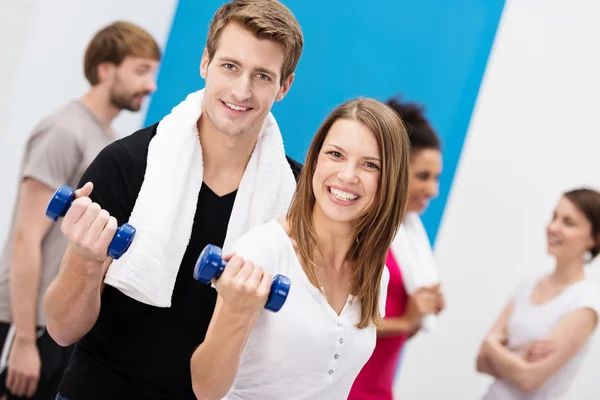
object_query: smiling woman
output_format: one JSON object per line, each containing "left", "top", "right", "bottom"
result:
{"left": 477, "top": 188, "right": 600, "bottom": 399}
{"left": 349, "top": 95, "right": 446, "bottom": 400}
{"left": 190, "top": 97, "right": 411, "bottom": 400}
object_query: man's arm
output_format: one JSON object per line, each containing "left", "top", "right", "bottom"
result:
{"left": 44, "top": 133, "right": 144, "bottom": 346}
{"left": 6, "top": 120, "right": 91, "bottom": 397}
{"left": 9, "top": 179, "right": 54, "bottom": 345}
{"left": 484, "top": 307, "right": 598, "bottom": 392}
{"left": 44, "top": 245, "right": 110, "bottom": 347}
{"left": 43, "top": 183, "right": 116, "bottom": 346}
{"left": 5, "top": 178, "right": 55, "bottom": 397}
{"left": 9, "top": 124, "right": 83, "bottom": 344}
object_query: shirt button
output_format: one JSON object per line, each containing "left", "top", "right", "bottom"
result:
{"left": 328, "top": 369, "right": 334, "bottom": 375}
{"left": 339, "top": 338, "right": 344, "bottom": 344}
{"left": 334, "top": 354, "right": 339, "bottom": 359}
{"left": 337, "top": 322, "right": 343, "bottom": 327}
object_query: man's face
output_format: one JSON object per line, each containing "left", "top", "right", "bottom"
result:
{"left": 108, "top": 56, "right": 159, "bottom": 111}
{"left": 200, "top": 22, "right": 294, "bottom": 137}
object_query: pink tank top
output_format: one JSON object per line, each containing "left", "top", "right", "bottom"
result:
{"left": 348, "top": 249, "right": 409, "bottom": 400}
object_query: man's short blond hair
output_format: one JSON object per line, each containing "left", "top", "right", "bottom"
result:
{"left": 206, "top": 0, "right": 304, "bottom": 83}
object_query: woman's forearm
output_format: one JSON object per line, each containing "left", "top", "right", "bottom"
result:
{"left": 377, "top": 316, "right": 418, "bottom": 338}
{"left": 476, "top": 346, "right": 501, "bottom": 379}
{"left": 484, "top": 338, "right": 533, "bottom": 390}
{"left": 191, "top": 301, "right": 258, "bottom": 400}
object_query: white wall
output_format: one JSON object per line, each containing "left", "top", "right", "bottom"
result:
{"left": 395, "top": 0, "right": 600, "bottom": 398}
{"left": 1, "top": 0, "right": 599, "bottom": 397}
{"left": 0, "top": 0, "right": 177, "bottom": 247}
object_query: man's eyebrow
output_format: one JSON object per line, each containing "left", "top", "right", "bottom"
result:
{"left": 217, "top": 57, "right": 278, "bottom": 78}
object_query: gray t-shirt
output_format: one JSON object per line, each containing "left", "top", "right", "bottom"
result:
{"left": 0, "top": 100, "right": 113, "bottom": 326}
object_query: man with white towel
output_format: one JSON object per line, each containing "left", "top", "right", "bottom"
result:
{"left": 42, "top": 1, "right": 304, "bottom": 399}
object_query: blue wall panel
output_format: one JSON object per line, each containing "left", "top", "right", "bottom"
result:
{"left": 145, "top": 0, "right": 506, "bottom": 245}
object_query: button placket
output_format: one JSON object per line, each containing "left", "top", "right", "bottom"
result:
{"left": 327, "top": 319, "right": 345, "bottom": 378}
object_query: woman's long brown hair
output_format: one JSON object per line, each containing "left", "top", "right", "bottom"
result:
{"left": 287, "top": 98, "right": 411, "bottom": 328}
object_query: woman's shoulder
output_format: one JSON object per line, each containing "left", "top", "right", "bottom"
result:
{"left": 568, "top": 279, "right": 600, "bottom": 313}
{"left": 276, "top": 217, "right": 290, "bottom": 234}
{"left": 233, "top": 219, "right": 294, "bottom": 274}
{"left": 235, "top": 219, "right": 288, "bottom": 249}
{"left": 578, "top": 278, "right": 600, "bottom": 294}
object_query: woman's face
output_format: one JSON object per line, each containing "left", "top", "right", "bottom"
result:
{"left": 547, "top": 196, "right": 595, "bottom": 260}
{"left": 312, "top": 119, "right": 381, "bottom": 225}
{"left": 406, "top": 148, "right": 442, "bottom": 213}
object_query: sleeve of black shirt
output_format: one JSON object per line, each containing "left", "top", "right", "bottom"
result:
{"left": 285, "top": 155, "right": 303, "bottom": 182}
{"left": 77, "top": 141, "right": 141, "bottom": 227}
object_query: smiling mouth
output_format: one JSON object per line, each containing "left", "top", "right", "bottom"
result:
{"left": 548, "top": 238, "right": 562, "bottom": 246}
{"left": 328, "top": 187, "right": 359, "bottom": 202}
{"left": 222, "top": 100, "right": 252, "bottom": 112}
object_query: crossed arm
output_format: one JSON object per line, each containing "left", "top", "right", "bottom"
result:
{"left": 476, "top": 301, "right": 598, "bottom": 392}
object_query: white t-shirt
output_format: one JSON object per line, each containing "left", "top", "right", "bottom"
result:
{"left": 483, "top": 275, "right": 600, "bottom": 400}
{"left": 222, "top": 219, "right": 389, "bottom": 400}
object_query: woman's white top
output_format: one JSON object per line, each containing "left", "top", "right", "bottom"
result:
{"left": 483, "top": 275, "right": 600, "bottom": 399}
{"left": 222, "top": 219, "right": 389, "bottom": 400}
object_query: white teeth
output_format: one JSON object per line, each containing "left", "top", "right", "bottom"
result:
{"left": 225, "top": 102, "right": 249, "bottom": 111}
{"left": 329, "top": 187, "right": 358, "bottom": 201}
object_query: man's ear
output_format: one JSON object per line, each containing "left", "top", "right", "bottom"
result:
{"left": 96, "top": 62, "right": 115, "bottom": 84}
{"left": 200, "top": 48, "right": 210, "bottom": 79}
{"left": 276, "top": 72, "right": 295, "bottom": 101}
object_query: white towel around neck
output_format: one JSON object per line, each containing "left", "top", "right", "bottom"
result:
{"left": 389, "top": 212, "right": 440, "bottom": 332}
{"left": 103, "top": 89, "right": 297, "bottom": 307}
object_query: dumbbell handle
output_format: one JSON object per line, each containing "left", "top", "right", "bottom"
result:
{"left": 193, "top": 244, "right": 290, "bottom": 312}
{"left": 45, "top": 185, "right": 136, "bottom": 260}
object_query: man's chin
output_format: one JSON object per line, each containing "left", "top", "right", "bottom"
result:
{"left": 122, "top": 101, "right": 142, "bottom": 112}
{"left": 213, "top": 120, "right": 251, "bottom": 137}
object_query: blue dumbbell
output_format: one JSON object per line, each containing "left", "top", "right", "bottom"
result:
{"left": 45, "top": 184, "right": 136, "bottom": 260}
{"left": 193, "top": 244, "right": 291, "bottom": 312}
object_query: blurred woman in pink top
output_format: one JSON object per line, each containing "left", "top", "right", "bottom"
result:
{"left": 349, "top": 96, "right": 446, "bottom": 400}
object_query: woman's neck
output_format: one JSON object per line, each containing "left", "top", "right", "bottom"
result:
{"left": 311, "top": 207, "right": 356, "bottom": 272}
{"left": 550, "top": 255, "right": 585, "bottom": 286}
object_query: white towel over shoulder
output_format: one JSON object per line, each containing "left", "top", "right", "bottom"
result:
{"left": 390, "top": 212, "right": 440, "bottom": 332}
{"left": 103, "top": 89, "right": 297, "bottom": 307}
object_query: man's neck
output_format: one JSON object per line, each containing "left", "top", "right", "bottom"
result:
{"left": 198, "top": 115, "right": 259, "bottom": 169}
{"left": 80, "top": 87, "right": 120, "bottom": 132}
{"left": 197, "top": 115, "right": 260, "bottom": 195}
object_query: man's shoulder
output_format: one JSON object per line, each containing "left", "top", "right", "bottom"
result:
{"left": 36, "top": 101, "right": 100, "bottom": 136}
{"left": 87, "top": 123, "right": 158, "bottom": 181}
{"left": 26, "top": 101, "right": 86, "bottom": 140}
{"left": 116, "top": 122, "right": 159, "bottom": 154}
{"left": 285, "top": 155, "right": 303, "bottom": 182}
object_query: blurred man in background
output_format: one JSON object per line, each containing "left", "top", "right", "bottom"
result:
{"left": 0, "top": 21, "right": 160, "bottom": 400}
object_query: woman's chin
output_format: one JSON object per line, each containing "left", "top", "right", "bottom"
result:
{"left": 407, "top": 204, "right": 426, "bottom": 214}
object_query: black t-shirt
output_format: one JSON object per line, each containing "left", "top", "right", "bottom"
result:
{"left": 58, "top": 123, "right": 302, "bottom": 400}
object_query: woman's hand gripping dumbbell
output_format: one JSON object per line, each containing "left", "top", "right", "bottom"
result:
{"left": 45, "top": 183, "right": 135, "bottom": 261}
{"left": 193, "top": 245, "right": 290, "bottom": 312}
